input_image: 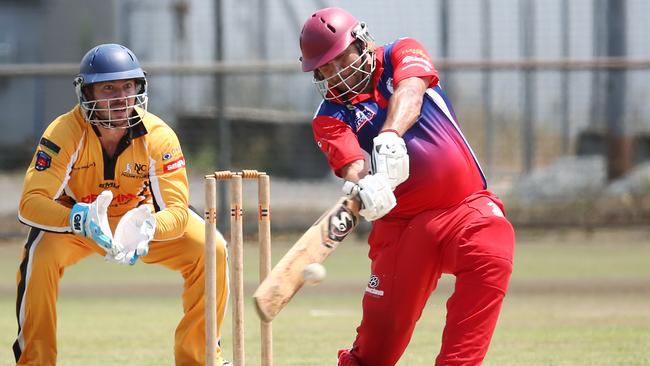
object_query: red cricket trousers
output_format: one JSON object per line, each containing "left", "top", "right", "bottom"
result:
{"left": 339, "top": 190, "right": 515, "bottom": 366}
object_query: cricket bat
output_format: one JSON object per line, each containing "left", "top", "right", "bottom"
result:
{"left": 253, "top": 196, "right": 361, "bottom": 322}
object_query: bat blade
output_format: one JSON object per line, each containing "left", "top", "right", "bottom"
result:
{"left": 253, "top": 196, "right": 361, "bottom": 322}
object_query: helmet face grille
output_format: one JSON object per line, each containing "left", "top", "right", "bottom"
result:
{"left": 308, "top": 20, "right": 376, "bottom": 103}
{"left": 312, "top": 48, "right": 376, "bottom": 104}
{"left": 80, "top": 93, "right": 148, "bottom": 129}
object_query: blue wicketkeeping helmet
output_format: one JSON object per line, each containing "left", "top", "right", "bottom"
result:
{"left": 74, "top": 43, "right": 148, "bottom": 128}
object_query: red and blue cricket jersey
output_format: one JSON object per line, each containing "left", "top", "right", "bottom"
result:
{"left": 313, "top": 38, "right": 515, "bottom": 366}
{"left": 312, "top": 38, "right": 486, "bottom": 218}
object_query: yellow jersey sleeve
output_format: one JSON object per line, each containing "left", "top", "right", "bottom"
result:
{"left": 18, "top": 111, "right": 84, "bottom": 231}
{"left": 145, "top": 118, "right": 190, "bottom": 241}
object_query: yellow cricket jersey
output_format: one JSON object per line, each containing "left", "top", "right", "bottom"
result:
{"left": 19, "top": 105, "right": 190, "bottom": 241}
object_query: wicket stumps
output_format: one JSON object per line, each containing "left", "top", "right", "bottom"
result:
{"left": 205, "top": 170, "right": 273, "bottom": 366}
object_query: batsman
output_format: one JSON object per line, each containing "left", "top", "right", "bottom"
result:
{"left": 13, "top": 44, "right": 230, "bottom": 365}
{"left": 300, "top": 7, "right": 516, "bottom": 365}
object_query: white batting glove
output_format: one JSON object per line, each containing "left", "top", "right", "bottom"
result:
{"left": 371, "top": 130, "right": 409, "bottom": 189}
{"left": 70, "top": 190, "right": 115, "bottom": 252}
{"left": 342, "top": 174, "right": 396, "bottom": 221}
{"left": 106, "top": 205, "right": 155, "bottom": 265}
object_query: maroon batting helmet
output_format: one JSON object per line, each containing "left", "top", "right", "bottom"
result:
{"left": 300, "top": 7, "right": 370, "bottom": 72}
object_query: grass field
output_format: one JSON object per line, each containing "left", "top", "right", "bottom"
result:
{"left": 1, "top": 228, "right": 650, "bottom": 365}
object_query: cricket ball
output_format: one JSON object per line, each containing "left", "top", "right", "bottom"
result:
{"left": 303, "top": 263, "right": 326, "bottom": 286}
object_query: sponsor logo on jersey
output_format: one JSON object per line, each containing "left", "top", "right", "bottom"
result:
{"left": 162, "top": 147, "right": 182, "bottom": 161}
{"left": 163, "top": 156, "right": 186, "bottom": 173}
{"left": 39, "top": 137, "right": 60, "bottom": 155}
{"left": 365, "top": 274, "right": 384, "bottom": 297}
{"left": 99, "top": 181, "right": 120, "bottom": 189}
{"left": 399, "top": 48, "right": 428, "bottom": 58}
{"left": 80, "top": 193, "right": 135, "bottom": 204}
{"left": 121, "top": 171, "right": 148, "bottom": 179}
{"left": 72, "top": 162, "right": 96, "bottom": 170}
{"left": 401, "top": 55, "right": 433, "bottom": 72}
{"left": 34, "top": 150, "right": 52, "bottom": 171}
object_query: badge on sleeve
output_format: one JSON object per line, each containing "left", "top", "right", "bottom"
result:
{"left": 35, "top": 150, "right": 52, "bottom": 171}
{"left": 39, "top": 137, "right": 61, "bottom": 155}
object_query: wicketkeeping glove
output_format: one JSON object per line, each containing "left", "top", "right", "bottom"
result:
{"left": 106, "top": 205, "right": 156, "bottom": 265}
{"left": 342, "top": 174, "right": 396, "bottom": 221}
{"left": 70, "top": 190, "right": 114, "bottom": 252}
{"left": 371, "top": 130, "right": 409, "bottom": 190}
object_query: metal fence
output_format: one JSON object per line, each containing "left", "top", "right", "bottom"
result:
{"left": 1, "top": 0, "right": 649, "bottom": 184}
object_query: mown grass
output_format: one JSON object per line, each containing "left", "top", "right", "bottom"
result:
{"left": 1, "top": 228, "right": 649, "bottom": 365}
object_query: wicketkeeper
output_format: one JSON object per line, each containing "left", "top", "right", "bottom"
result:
{"left": 13, "top": 44, "right": 230, "bottom": 366}
{"left": 299, "top": 7, "right": 516, "bottom": 365}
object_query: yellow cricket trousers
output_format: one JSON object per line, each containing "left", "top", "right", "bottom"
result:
{"left": 13, "top": 211, "right": 229, "bottom": 365}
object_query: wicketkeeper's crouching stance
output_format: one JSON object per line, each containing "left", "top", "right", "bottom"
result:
{"left": 13, "top": 44, "right": 230, "bottom": 366}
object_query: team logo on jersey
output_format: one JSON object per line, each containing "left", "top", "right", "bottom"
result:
{"left": 122, "top": 162, "right": 148, "bottom": 178}
{"left": 353, "top": 106, "right": 376, "bottom": 131}
{"left": 365, "top": 274, "right": 384, "bottom": 297}
{"left": 124, "top": 162, "right": 147, "bottom": 174}
{"left": 399, "top": 48, "right": 428, "bottom": 58}
{"left": 34, "top": 150, "right": 51, "bottom": 171}
{"left": 163, "top": 156, "right": 186, "bottom": 173}
{"left": 134, "top": 163, "right": 147, "bottom": 175}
